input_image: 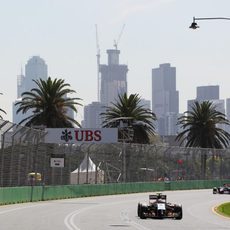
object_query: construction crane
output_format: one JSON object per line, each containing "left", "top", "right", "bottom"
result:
{"left": 114, "top": 24, "right": 125, "bottom": 50}
{"left": 95, "top": 24, "right": 101, "bottom": 102}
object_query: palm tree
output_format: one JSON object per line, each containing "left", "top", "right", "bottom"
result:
{"left": 15, "top": 77, "right": 82, "bottom": 128}
{"left": 176, "top": 100, "right": 230, "bottom": 178}
{"left": 101, "top": 93, "right": 156, "bottom": 144}
{"left": 0, "top": 93, "right": 6, "bottom": 119}
{"left": 176, "top": 101, "right": 230, "bottom": 149}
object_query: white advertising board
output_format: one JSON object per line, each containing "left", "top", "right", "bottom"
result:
{"left": 44, "top": 128, "right": 118, "bottom": 144}
{"left": 50, "top": 158, "right": 65, "bottom": 168}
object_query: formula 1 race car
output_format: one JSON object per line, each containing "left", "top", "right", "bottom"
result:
{"left": 213, "top": 184, "right": 230, "bottom": 194}
{"left": 137, "top": 193, "right": 182, "bottom": 220}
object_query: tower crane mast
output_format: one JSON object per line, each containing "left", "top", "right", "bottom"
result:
{"left": 95, "top": 24, "right": 100, "bottom": 102}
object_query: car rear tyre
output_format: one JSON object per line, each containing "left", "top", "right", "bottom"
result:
{"left": 137, "top": 203, "right": 141, "bottom": 217}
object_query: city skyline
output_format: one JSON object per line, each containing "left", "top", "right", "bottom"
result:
{"left": 10, "top": 54, "right": 230, "bottom": 128}
{"left": 1, "top": 0, "right": 230, "bottom": 123}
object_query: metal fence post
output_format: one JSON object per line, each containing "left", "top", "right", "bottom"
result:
{"left": 0, "top": 122, "right": 15, "bottom": 186}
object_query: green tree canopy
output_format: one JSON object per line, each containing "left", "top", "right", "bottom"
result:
{"left": 176, "top": 101, "right": 230, "bottom": 149}
{"left": 101, "top": 93, "right": 156, "bottom": 144}
{"left": 15, "top": 77, "right": 82, "bottom": 128}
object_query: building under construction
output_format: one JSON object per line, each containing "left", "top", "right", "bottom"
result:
{"left": 99, "top": 49, "right": 128, "bottom": 106}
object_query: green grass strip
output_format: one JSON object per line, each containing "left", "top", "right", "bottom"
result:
{"left": 216, "top": 202, "right": 230, "bottom": 218}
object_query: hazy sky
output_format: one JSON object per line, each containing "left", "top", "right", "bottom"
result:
{"left": 1, "top": 0, "right": 230, "bottom": 123}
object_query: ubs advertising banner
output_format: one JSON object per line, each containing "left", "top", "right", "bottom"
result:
{"left": 44, "top": 128, "right": 118, "bottom": 144}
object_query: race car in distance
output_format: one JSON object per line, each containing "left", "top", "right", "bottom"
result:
{"left": 213, "top": 184, "right": 230, "bottom": 194}
{"left": 137, "top": 193, "right": 182, "bottom": 220}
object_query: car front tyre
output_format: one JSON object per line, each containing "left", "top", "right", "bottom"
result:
{"left": 213, "top": 188, "right": 217, "bottom": 194}
{"left": 175, "top": 206, "right": 183, "bottom": 220}
{"left": 139, "top": 205, "right": 147, "bottom": 219}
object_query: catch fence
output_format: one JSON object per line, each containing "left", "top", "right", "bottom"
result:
{"left": 0, "top": 120, "right": 229, "bottom": 187}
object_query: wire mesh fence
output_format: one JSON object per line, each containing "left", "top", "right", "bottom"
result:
{"left": 0, "top": 120, "right": 230, "bottom": 187}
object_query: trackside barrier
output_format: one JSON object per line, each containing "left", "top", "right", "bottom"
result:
{"left": 0, "top": 179, "right": 230, "bottom": 205}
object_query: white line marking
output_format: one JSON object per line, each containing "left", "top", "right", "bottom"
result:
{"left": 63, "top": 199, "right": 152, "bottom": 230}
{"left": 64, "top": 206, "right": 95, "bottom": 230}
{"left": 0, "top": 203, "right": 46, "bottom": 214}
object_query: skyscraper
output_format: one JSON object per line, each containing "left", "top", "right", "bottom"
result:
{"left": 187, "top": 85, "right": 226, "bottom": 131}
{"left": 226, "top": 98, "right": 230, "bottom": 133}
{"left": 83, "top": 48, "right": 128, "bottom": 128}
{"left": 83, "top": 102, "right": 106, "bottom": 128}
{"left": 196, "top": 85, "right": 219, "bottom": 101}
{"left": 152, "top": 63, "right": 179, "bottom": 135}
{"left": 100, "top": 49, "right": 128, "bottom": 105}
{"left": 17, "top": 69, "right": 26, "bottom": 98}
{"left": 13, "top": 56, "right": 48, "bottom": 124}
{"left": 226, "top": 98, "right": 230, "bottom": 120}
{"left": 187, "top": 85, "right": 220, "bottom": 111}
{"left": 24, "top": 56, "right": 48, "bottom": 91}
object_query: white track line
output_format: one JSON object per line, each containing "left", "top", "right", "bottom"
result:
{"left": 64, "top": 199, "right": 151, "bottom": 230}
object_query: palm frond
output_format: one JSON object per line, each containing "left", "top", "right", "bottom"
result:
{"left": 100, "top": 93, "right": 156, "bottom": 144}
{"left": 15, "top": 77, "right": 82, "bottom": 128}
{"left": 176, "top": 100, "right": 230, "bottom": 149}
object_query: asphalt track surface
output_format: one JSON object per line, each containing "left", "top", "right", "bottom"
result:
{"left": 0, "top": 189, "right": 229, "bottom": 230}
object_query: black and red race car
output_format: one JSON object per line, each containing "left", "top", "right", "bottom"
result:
{"left": 213, "top": 184, "right": 230, "bottom": 194}
{"left": 137, "top": 193, "right": 182, "bottom": 219}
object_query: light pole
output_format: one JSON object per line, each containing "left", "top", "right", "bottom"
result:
{"left": 104, "top": 117, "right": 134, "bottom": 182}
{"left": 189, "top": 16, "right": 230, "bottom": 29}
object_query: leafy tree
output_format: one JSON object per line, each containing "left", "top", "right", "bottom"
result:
{"left": 176, "top": 100, "right": 230, "bottom": 178}
{"left": 15, "top": 77, "right": 82, "bottom": 128}
{"left": 176, "top": 101, "right": 230, "bottom": 149}
{"left": 101, "top": 93, "right": 156, "bottom": 144}
{"left": 0, "top": 93, "right": 6, "bottom": 119}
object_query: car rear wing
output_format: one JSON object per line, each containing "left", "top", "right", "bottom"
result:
{"left": 149, "top": 194, "right": 167, "bottom": 200}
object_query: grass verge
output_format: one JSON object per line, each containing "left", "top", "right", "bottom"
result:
{"left": 216, "top": 202, "right": 230, "bottom": 218}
